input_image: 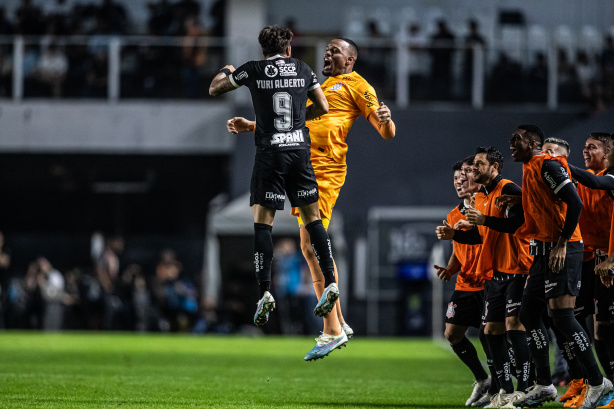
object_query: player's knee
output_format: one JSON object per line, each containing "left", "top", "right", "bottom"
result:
{"left": 444, "top": 329, "right": 459, "bottom": 345}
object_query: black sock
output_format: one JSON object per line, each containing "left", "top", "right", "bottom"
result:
{"left": 605, "top": 325, "right": 614, "bottom": 380}
{"left": 596, "top": 323, "right": 614, "bottom": 380}
{"left": 479, "top": 326, "right": 499, "bottom": 395}
{"left": 552, "top": 324, "right": 584, "bottom": 380}
{"left": 508, "top": 330, "right": 531, "bottom": 391}
{"left": 551, "top": 308, "right": 602, "bottom": 386}
{"left": 452, "top": 336, "right": 489, "bottom": 380}
{"left": 486, "top": 333, "right": 514, "bottom": 393}
{"left": 304, "top": 220, "right": 335, "bottom": 286}
{"left": 254, "top": 223, "right": 273, "bottom": 298}
{"left": 519, "top": 297, "right": 552, "bottom": 385}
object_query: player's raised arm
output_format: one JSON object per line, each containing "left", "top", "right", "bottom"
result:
{"left": 209, "top": 65, "right": 237, "bottom": 96}
{"left": 227, "top": 117, "right": 255, "bottom": 134}
{"left": 306, "top": 86, "right": 328, "bottom": 120}
{"left": 368, "top": 101, "right": 396, "bottom": 140}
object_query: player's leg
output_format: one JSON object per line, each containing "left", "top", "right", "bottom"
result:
{"left": 252, "top": 204, "right": 277, "bottom": 327}
{"left": 298, "top": 224, "right": 341, "bottom": 336}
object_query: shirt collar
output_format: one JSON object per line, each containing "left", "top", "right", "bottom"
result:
{"left": 267, "top": 54, "right": 285, "bottom": 60}
{"left": 480, "top": 174, "right": 503, "bottom": 195}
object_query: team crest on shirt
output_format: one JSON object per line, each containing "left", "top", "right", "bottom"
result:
{"left": 265, "top": 65, "right": 278, "bottom": 77}
{"left": 446, "top": 302, "right": 457, "bottom": 318}
{"left": 329, "top": 82, "right": 344, "bottom": 91}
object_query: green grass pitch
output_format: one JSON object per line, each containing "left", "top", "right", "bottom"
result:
{"left": 0, "top": 332, "right": 566, "bottom": 408}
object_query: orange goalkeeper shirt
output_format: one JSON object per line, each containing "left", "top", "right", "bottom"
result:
{"left": 305, "top": 71, "right": 380, "bottom": 165}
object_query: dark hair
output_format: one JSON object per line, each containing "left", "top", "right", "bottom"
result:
{"left": 518, "top": 124, "right": 545, "bottom": 146}
{"left": 475, "top": 146, "right": 504, "bottom": 173}
{"left": 339, "top": 37, "right": 358, "bottom": 57}
{"left": 543, "top": 137, "right": 570, "bottom": 154}
{"left": 452, "top": 161, "right": 464, "bottom": 171}
{"left": 462, "top": 155, "right": 475, "bottom": 166}
{"left": 589, "top": 132, "right": 612, "bottom": 146}
{"left": 258, "top": 25, "right": 293, "bottom": 57}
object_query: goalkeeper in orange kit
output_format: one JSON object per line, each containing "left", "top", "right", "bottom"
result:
{"left": 228, "top": 37, "right": 395, "bottom": 360}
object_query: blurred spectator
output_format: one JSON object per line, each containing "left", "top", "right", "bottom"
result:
{"left": 15, "top": 0, "right": 44, "bottom": 35}
{"left": 36, "top": 256, "right": 65, "bottom": 331}
{"left": 0, "top": 231, "right": 11, "bottom": 328}
{"left": 62, "top": 268, "right": 82, "bottom": 329}
{"left": 147, "top": 0, "right": 174, "bottom": 36}
{"left": 575, "top": 50, "right": 603, "bottom": 114}
{"left": 98, "top": 0, "right": 130, "bottom": 35}
{"left": 0, "top": 6, "right": 15, "bottom": 36}
{"left": 96, "top": 235, "right": 124, "bottom": 329}
{"left": 488, "top": 51, "right": 523, "bottom": 102}
{"left": 557, "top": 48, "right": 578, "bottom": 102}
{"left": 361, "top": 20, "right": 389, "bottom": 96}
{"left": 407, "top": 23, "right": 428, "bottom": 100}
{"left": 209, "top": 0, "right": 225, "bottom": 38}
{"left": 462, "top": 19, "right": 486, "bottom": 99}
{"left": 600, "top": 35, "right": 614, "bottom": 104}
{"left": 0, "top": 47, "right": 11, "bottom": 96}
{"left": 428, "top": 19, "right": 456, "bottom": 100}
{"left": 527, "top": 51, "right": 548, "bottom": 102}
{"left": 36, "top": 42, "right": 68, "bottom": 97}
{"left": 180, "top": 15, "right": 207, "bottom": 98}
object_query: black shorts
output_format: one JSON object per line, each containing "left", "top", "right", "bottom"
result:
{"left": 483, "top": 272, "right": 526, "bottom": 323}
{"left": 250, "top": 149, "right": 319, "bottom": 210}
{"left": 594, "top": 251, "right": 614, "bottom": 321}
{"left": 524, "top": 240, "right": 583, "bottom": 301}
{"left": 445, "top": 290, "right": 484, "bottom": 328}
{"left": 575, "top": 259, "right": 596, "bottom": 316}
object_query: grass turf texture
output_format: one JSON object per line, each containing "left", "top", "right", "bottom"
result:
{"left": 0, "top": 332, "right": 565, "bottom": 409}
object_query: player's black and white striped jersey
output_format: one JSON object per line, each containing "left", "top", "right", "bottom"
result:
{"left": 229, "top": 55, "right": 320, "bottom": 151}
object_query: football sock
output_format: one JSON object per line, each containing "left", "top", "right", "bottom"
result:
{"left": 551, "top": 308, "right": 602, "bottom": 386}
{"left": 519, "top": 297, "right": 552, "bottom": 385}
{"left": 479, "top": 326, "right": 500, "bottom": 395}
{"left": 552, "top": 324, "right": 584, "bottom": 380}
{"left": 596, "top": 323, "right": 614, "bottom": 380}
{"left": 506, "top": 340, "right": 517, "bottom": 380}
{"left": 486, "top": 333, "right": 515, "bottom": 394}
{"left": 452, "top": 336, "right": 488, "bottom": 380}
{"left": 507, "top": 330, "right": 531, "bottom": 391}
{"left": 254, "top": 223, "right": 273, "bottom": 298}
{"left": 304, "top": 220, "right": 335, "bottom": 286}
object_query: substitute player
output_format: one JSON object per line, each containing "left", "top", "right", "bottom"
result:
{"left": 209, "top": 27, "right": 346, "bottom": 354}
{"left": 228, "top": 37, "right": 395, "bottom": 360}
{"left": 509, "top": 124, "right": 612, "bottom": 408}
{"left": 433, "top": 158, "right": 492, "bottom": 406}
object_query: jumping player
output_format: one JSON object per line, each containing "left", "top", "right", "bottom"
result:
{"left": 227, "top": 37, "right": 395, "bottom": 360}
{"left": 209, "top": 27, "right": 346, "bottom": 354}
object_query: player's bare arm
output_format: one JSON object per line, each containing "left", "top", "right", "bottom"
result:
{"left": 209, "top": 65, "right": 236, "bottom": 96}
{"left": 367, "top": 101, "right": 396, "bottom": 140}
{"left": 595, "top": 253, "right": 614, "bottom": 277}
{"left": 305, "top": 86, "right": 328, "bottom": 120}
{"left": 434, "top": 252, "right": 461, "bottom": 281}
{"left": 227, "top": 117, "right": 255, "bottom": 134}
{"left": 494, "top": 194, "right": 522, "bottom": 209}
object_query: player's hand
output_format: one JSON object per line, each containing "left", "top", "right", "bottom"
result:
{"left": 434, "top": 265, "right": 453, "bottom": 281}
{"left": 600, "top": 275, "right": 613, "bottom": 288}
{"left": 375, "top": 102, "right": 391, "bottom": 124}
{"left": 436, "top": 220, "right": 455, "bottom": 240}
{"left": 548, "top": 243, "right": 567, "bottom": 273}
{"left": 595, "top": 258, "right": 614, "bottom": 276}
{"left": 220, "top": 64, "right": 235, "bottom": 74}
{"left": 495, "top": 194, "right": 521, "bottom": 209}
{"left": 227, "top": 117, "right": 254, "bottom": 134}
{"left": 465, "top": 207, "right": 486, "bottom": 226}
{"left": 454, "top": 219, "right": 473, "bottom": 230}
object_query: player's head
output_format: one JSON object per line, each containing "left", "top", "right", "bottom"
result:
{"left": 461, "top": 155, "right": 481, "bottom": 194}
{"left": 510, "top": 124, "right": 544, "bottom": 163}
{"left": 584, "top": 132, "right": 611, "bottom": 171}
{"left": 322, "top": 38, "right": 357, "bottom": 77}
{"left": 542, "top": 137, "right": 570, "bottom": 157}
{"left": 452, "top": 161, "right": 468, "bottom": 199}
{"left": 473, "top": 146, "right": 503, "bottom": 185}
{"left": 258, "top": 25, "right": 293, "bottom": 58}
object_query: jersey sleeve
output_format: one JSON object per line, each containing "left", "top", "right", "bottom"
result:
{"left": 352, "top": 80, "right": 380, "bottom": 119}
{"left": 308, "top": 67, "right": 320, "bottom": 91}
{"left": 228, "top": 62, "right": 251, "bottom": 88}
{"left": 541, "top": 159, "right": 572, "bottom": 194}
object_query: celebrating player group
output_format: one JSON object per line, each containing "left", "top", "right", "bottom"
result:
{"left": 436, "top": 129, "right": 614, "bottom": 408}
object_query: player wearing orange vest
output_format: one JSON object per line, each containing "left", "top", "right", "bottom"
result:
{"left": 437, "top": 147, "right": 532, "bottom": 408}
{"left": 434, "top": 158, "right": 492, "bottom": 406}
{"left": 567, "top": 133, "right": 614, "bottom": 409}
{"left": 227, "top": 38, "right": 395, "bottom": 360}
{"left": 509, "top": 124, "right": 612, "bottom": 409}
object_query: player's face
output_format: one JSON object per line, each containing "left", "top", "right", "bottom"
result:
{"left": 605, "top": 140, "right": 614, "bottom": 169}
{"left": 509, "top": 129, "right": 533, "bottom": 163}
{"left": 542, "top": 142, "right": 566, "bottom": 157}
{"left": 453, "top": 169, "right": 469, "bottom": 199}
{"left": 323, "top": 39, "right": 352, "bottom": 77}
{"left": 461, "top": 162, "right": 480, "bottom": 194}
{"left": 472, "top": 153, "right": 496, "bottom": 185}
{"left": 583, "top": 137, "right": 606, "bottom": 171}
